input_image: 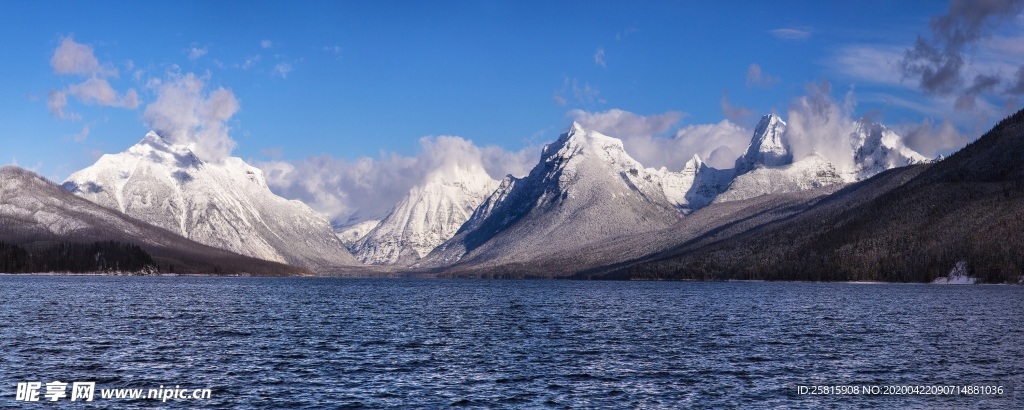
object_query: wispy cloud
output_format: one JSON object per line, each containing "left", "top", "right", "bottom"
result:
{"left": 261, "top": 39, "right": 273, "bottom": 49}
{"left": 187, "top": 47, "right": 208, "bottom": 61}
{"left": 72, "top": 125, "right": 90, "bottom": 142}
{"left": 272, "top": 63, "right": 293, "bottom": 79}
{"left": 745, "top": 64, "right": 780, "bottom": 88}
{"left": 594, "top": 47, "right": 606, "bottom": 67}
{"left": 552, "top": 77, "right": 603, "bottom": 106}
{"left": 769, "top": 27, "right": 811, "bottom": 40}
{"left": 324, "top": 45, "right": 343, "bottom": 59}
{"left": 615, "top": 27, "right": 638, "bottom": 41}
{"left": 720, "top": 91, "right": 754, "bottom": 123}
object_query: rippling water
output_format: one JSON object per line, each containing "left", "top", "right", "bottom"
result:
{"left": 1, "top": 276, "right": 1021, "bottom": 408}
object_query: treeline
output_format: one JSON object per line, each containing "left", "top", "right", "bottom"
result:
{"left": 613, "top": 108, "right": 1024, "bottom": 284}
{"left": 0, "top": 241, "right": 156, "bottom": 273}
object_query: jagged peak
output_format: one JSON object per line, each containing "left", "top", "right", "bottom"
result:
{"left": 736, "top": 113, "right": 791, "bottom": 172}
{"left": 755, "top": 113, "right": 786, "bottom": 130}
{"left": 684, "top": 154, "right": 704, "bottom": 171}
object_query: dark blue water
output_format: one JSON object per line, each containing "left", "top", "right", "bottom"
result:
{"left": 0, "top": 276, "right": 1021, "bottom": 408}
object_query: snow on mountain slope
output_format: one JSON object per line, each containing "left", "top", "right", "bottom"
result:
{"left": 0, "top": 165, "right": 305, "bottom": 275}
{"left": 335, "top": 219, "right": 380, "bottom": 248}
{"left": 717, "top": 116, "right": 928, "bottom": 203}
{"left": 421, "top": 122, "right": 685, "bottom": 267}
{"left": 735, "top": 114, "right": 791, "bottom": 174}
{"left": 715, "top": 154, "right": 843, "bottom": 203}
{"left": 62, "top": 131, "right": 358, "bottom": 270}
{"left": 850, "top": 122, "right": 929, "bottom": 180}
{"left": 352, "top": 163, "right": 499, "bottom": 265}
{"left": 660, "top": 154, "right": 735, "bottom": 211}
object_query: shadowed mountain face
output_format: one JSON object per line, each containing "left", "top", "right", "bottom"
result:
{"left": 600, "top": 109, "right": 1024, "bottom": 283}
{"left": 0, "top": 166, "right": 306, "bottom": 276}
{"left": 62, "top": 132, "right": 358, "bottom": 270}
{"left": 434, "top": 110, "right": 1024, "bottom": 283}
{"left": 420, "top": 123, "right": 687, "bottom": 269}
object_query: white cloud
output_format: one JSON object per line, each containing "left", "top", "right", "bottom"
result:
{"left": 745, "top": 64, "right": 780, "bottom": 88}
{"left": 48, "top": 36, "right": 138, "bottom": 120}
{"left": 261, "top": 40, "right": 273, "bottom": 49}
{"left": 568, "top": 108, "right": 682, "bottom": 140}
{"left": 187, "top": 47, "right": 208, "bottom": 61}
{"left": 568, "top": 108, "right": 751, "bottom": 169}
{"left": 769, "top": 28, "right": 811, "bottom": 40}
{"left": 594, "top": 47, "right": 606, "bottom": 67}
{"left": 257, "top": 136, "right": 537, "bottom": 224}
{"left": 143, "top": 72, "right": 240, "bottom": 162}
{"left": 272, "top": 63, "right": 293, "bottom": 79}
{"left": 50, "top": 36, "right": 117, "bottom": 77}
{"left": 67, "top": 77, "right": 139, "bottom": 109}
{"left": 783, "top": 80, "right": 859, "bottom": 171}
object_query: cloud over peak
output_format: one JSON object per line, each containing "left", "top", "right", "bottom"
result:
{"left": 143, "top": 72, "right": 240, "bottom": 162}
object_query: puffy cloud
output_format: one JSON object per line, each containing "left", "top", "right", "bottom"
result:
{"left": 568, "top": 108, "right": 683, "bottom": 139}
{"left": 594, "top": 47, "right": 606, "bottom": 67}
{"left": 746, "top": 64, "right": 780, "bottom": 88}
{"left": 898, "top": 117, "right": 971, "bottom": 158}
{"left": 569, "top": 108, "right": 750, "bottom": 169}
{"left": 899, "top": 0, "right": 1024, "bottom": 106}
{"left": 257, "top": 136, "right": 537, "bottom": 224}
{"left": 50, "top": 36, "right": 117, "bottom": 77}
{"left": 48, "top": 36, "right": 138, "bottom": 119}
{"left": 783, "top": 79, "right": 859, "bottom": 171}
{"left": 143, "top": 72, "right": 240, "bottom": 162}
{"left": 769, "top": 28, "right": 811, "bottom": 40}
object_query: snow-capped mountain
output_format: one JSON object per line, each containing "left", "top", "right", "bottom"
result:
{"left": 661, "top": 154, "right": 734, "bottom": 211}
{"left": 0, "top": 165, "right": 305, "bottom": 275}
{"left": 849, "top": 121, "right": 930, "bottom": 180}
{"left": 352, "top": 163, "right": 499, "bottom": 265}
{"left": 421, "top": 122, "right": 685, "bottom": 267}
{"left": 735, "top": 113, "right": 791, "bottom": 174}
{"left": 715, "top": 114, "right": 928, "bottom": 203}
{"left": 62, "top": 131, "right": 358, "bottom": 270}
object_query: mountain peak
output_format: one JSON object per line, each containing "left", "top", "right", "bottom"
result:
{"left": 736, "top": 113, "right": 791, "bottom": 173}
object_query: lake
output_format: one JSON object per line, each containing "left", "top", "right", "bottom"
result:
{"left": 0, "top": 276, "right": 1020, "bottom": 408}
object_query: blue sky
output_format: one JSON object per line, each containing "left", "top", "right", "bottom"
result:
{"left": 2, "top": 0, "right": 1023, "bottom": 221}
